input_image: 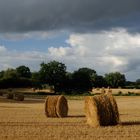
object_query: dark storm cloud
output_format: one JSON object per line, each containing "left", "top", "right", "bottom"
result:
{"left": 0, "top": 0, "right": 140, "bottom": 33}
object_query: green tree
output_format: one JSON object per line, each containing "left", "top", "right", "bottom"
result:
{"left": 136, "top": 79, "right": 140, "bottom": 85}
{"left": 72, "top": 68, "right": 94, "bottom": 91}
{"left": 0, "top": 69, "right": 18, "bottom": 88}
{"left": 93, "top": 75, "right": 107, "bottom": 87}
{"left": 31, "top": 72, "right": 42, "bottom": 88}
{"left": 78, "top": 67, "right": 96, "bottom": 86}
{"left": 3, "top": 68, "right": 18, "bottom": 79}
{"left": 0, "top": 70, "right": 4, "bottom": 79}
{"left": 78, "top": 68, "right": 96, "bottom": 76}
{"left": 39, "top": 61, "right": 66, "bottom": 93}
{"left": 31, "top": 72, "right": 40, "bottom": 81}
{"left": 105, "top": 72, "right": 126, "bottom": 88}
{"left": 16, "top": 65, "right": 31, "bottom": 78}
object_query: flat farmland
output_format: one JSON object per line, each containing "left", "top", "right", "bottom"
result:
{"left": 92, "top": 88, "right": 140, "bottom": 95}
{"left": 0, "top": 96, "right": 140, "bottom": 140}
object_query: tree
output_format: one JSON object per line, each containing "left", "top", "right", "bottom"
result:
{"left": 78, "top": 68, "right": 96, "bottom": 76}
{"left": 31, "top": 72, "right": 42, "bottom": 88}
{"left": 136, "top": 79, "right": 140, "bottom": 85}
{"left": 39, "top": 61, "right": 66, "bottom": 93}
{"left": 16, "top": 65, "right": 31, "bottom": 78}
{"left": 31, "top": 72, "right": 40, "bottom": 81}
{"left": 78, "top": 67, "right": 96, "bottom": 87}
{"left": 0, "top": 68, "right": 33, "bottom": 88}
{"left": 105, "top": 72, "right": 126, "bottom": 88}
{"left": 0, "top": 68, "right": 18, "bottom": 88}
{"left": 3, "top": 68, "right": 18, "bottom": 79}
{"left": 92, "top": 75, "right": 107, "bottom": 88}
{"left": 72, "top": 68, "right": 93, "bottom": 91}
{"left": 135, "top": 79, "right": 140, "bottom": 88}
{"left": 0, "top": 70, "right": 4, "bottom": 79}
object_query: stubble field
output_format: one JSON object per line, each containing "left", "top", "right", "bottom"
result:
{"left": 0, "top": 96, "right": 140, "bottom": 140}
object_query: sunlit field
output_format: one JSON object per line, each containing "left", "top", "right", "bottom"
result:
{"left": 0, "top": 95, "right": 140, "bottom": 140}
{"left": 92, "top": 88, "right": 140, "bottom": 95}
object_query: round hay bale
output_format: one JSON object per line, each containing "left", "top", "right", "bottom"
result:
{"left": 45, "top": 95, "right": 68, "bottom": 118}
{"left": 85, "top": 94, "right": 119, "bottom": 127}
{"left": 85, "top": 96, "right": 100, "bottom": 127}
{"left": 6, "top": 93, "right": 14, "bottom": 99}
{"left": 56, "top": 95, "right": 68, "bottom": 117}
{"left": 14, "top": 93, "right": 24, "bottom": 101}
{"left": 105, "top": 93, "right": 120, "bottom": 125}
{"left": 101, "top": 88, "right": 105, "bottom": 94}
{"left": 106, "top": 87, "right": 112, "bottom": 94}
{"left": 45, "top": 96, "right": 59, "bottom": 117}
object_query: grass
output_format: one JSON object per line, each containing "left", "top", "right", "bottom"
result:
{"left": 0, "top": 96, "right": 140, "bottom": 139}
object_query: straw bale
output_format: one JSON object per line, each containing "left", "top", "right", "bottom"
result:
{"left": 56, "top": 95, "right": 68, "bottom": 117}
{"left": 105, "top": 93, "right": 119, "bottom": 125}
{"left": 45, "top": 95, "right": 68, "bottom": 118}
{"left": 6, "top": 93, "right": 14, "bottom": 99}
{"left": 85, "top": 94, "right": 119, "bottom": 127}
{"left": 14, "top": 93, "right": 24, "bottom": 101}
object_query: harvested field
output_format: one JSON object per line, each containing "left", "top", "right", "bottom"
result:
{"left": 92, "top": 88, "right": 140, "bottom": 95}
{"left": 0, "top": 96, "right": 140, "bottom": 140}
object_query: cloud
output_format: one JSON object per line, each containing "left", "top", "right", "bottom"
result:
{"left": 0, "top": 46, "right": 7, "bottom": 53}
{"left": 0, "top": 0, "right": 140, "bottom": 33}
{"left": 47, "top": 28, "right": 140, "bottom": 80}
{"left": 1, "top": 28, "right": 140, "bottom": 80}
{"left": 0, "top": 31, "right": 57, "bottom": 41}
{"left": 0, "top": 46, "right": 48, "bottom": 71}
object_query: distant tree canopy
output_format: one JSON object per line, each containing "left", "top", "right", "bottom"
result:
{"left": 39, "top": 61, "right": 66, "bottom": 92}
{"left": 78, "top": 67, "right": 96, "bottom": 76}
{"left": 2, "top": 68, "right": 17, "bottom": 80}
{"left": 0, "top": 66, "right": 32, "bottom": 88}
{"left": 93, "top": 75, "right": 107, "bottom": 88}
{"left": 0, "top": 61, "right": 136, "bottom": 92}
{"left": 0, "top": 71, "right": 4, "bottom": 79}
{"left": 71, "top": 68, "right": 94, "bottom": 91}
{"left": 105, "top": 72, "right": 126, "bottom": 88}
{"left": 16, "top": 65, "right": 31, "bottom": 78}
{"left": 136, "top": 79, "right": 140, "bottom": 85}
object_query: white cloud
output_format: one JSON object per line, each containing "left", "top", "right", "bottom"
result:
{"left": 1, "top": 28, "right": 140, "bottom": 80}
{"left": 0, "top": 45, "right": 7, "bottom": 53}
{"left": 0, "top": 46, "right": 48, "bottom": 71}
{"left": 47, "top": 28, "right": 140, "bottom": 80}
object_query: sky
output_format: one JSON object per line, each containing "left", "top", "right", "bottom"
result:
{"left": 0, "top": 0, "right": 140, "bottom": 81}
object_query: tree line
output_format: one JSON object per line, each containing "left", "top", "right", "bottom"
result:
{"left": 0, "top": 60, "right": 139, "bottom": 93}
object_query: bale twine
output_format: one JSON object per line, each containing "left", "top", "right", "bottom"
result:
{"left": 85, "top": 94, "right": 119, "bottom": 127}
{"left": 14, "top": 93, "right": 24, "bottom": 101}
{"left": 6, "top": 93, "right": 14, "bottom": 99}
{"left": 45, "top": 95, "right": 68, "bottom": 118}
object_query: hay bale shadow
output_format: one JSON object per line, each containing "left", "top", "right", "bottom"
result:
{"left": 121, "top": 121, "right": 140, "bottom": 126}
{"left": 68, "top": 115, "right": 85, "bottom": 118}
